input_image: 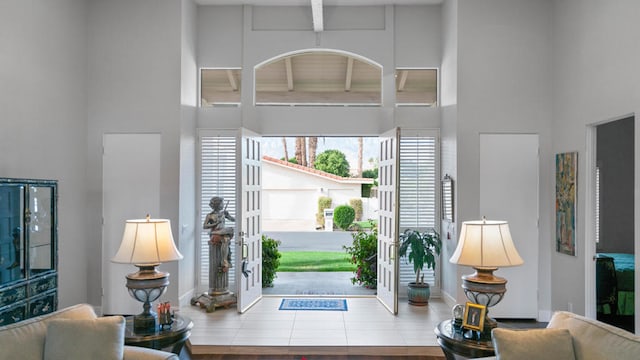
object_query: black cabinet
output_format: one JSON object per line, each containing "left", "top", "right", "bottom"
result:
{"left": 0, "top": 178, "right": 57, "bottom": 325}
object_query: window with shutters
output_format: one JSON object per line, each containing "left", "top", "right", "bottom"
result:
{"left": 399, "top": 132, "right": 439, "bottom": 290}
{"left": 198, "top": 133, "right": 237, "bottom": 291}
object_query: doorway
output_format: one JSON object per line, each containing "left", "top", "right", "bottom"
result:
{"left": 197, "top": 133, "right": 440, "bottom": 302}
{"left": 594, "top": 116, "right": 635, "bottom": 333}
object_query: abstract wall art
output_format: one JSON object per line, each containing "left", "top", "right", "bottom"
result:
{"left": 556, "top": 152, "right": 578, "bottom": 256}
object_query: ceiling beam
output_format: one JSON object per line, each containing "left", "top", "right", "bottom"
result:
{"left": 285, "top": 57, "right": 294, "bottom": 91}
{"left": 226, "top": 69, "right": 238, "bottom": 91}
{"left": 311, "top": 0, "right": 323, "bottom": 32}
{"left": 397, "top": 70, "right": 408, "bottom": 92}
{"left": 345, "top": 57, "right": 354, "bottom": 92}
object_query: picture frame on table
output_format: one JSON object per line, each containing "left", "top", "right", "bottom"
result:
{"left": 462, "top": 302, "right": 486, "bottom": 331}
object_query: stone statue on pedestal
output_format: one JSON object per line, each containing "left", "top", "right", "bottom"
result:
{"left": 191, "top": 196, "right": 238, "bottom": 312}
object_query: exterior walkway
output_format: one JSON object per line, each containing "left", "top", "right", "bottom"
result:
{"left": 262, "top": 271, "right": 376, "bottom": 296}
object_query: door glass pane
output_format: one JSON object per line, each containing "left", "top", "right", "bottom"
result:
{"left": 0, "top": 184, "right": 25, "bottom": 284}
{"left": 28, "top": 186, "right": 53, "bottom": 276}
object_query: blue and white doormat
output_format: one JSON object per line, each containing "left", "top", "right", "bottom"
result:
{"left": 279, "top": 298, "right": 348, "bottom": 311}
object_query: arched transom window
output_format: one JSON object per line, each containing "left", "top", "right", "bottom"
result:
{"left": 255, "top": 50, "right": 382, "bottom": 106}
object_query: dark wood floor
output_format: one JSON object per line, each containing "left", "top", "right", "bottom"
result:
{"left": 188, "top": 354, "right": 444, "bottom": 360}
{"left": 182, "top": 345, "right": 446, "bottom": 360}
{"left": 198, "top": 355, "right": 444, "bottom": 360}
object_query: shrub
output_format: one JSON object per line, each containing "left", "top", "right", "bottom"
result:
{"left": 349, "top": 198, "right": 363, "bottom": 221}
{"left": 334, "top": 205, "right": 355, "bottom": 230}
{"left": 316, "top": 196, "right": 332, "bottom": 227}
{"left": 262, "top": 235, "right": 282, "bottom": 288}
{"left": 343, "top": 221, "right": 377, "bottom": 288}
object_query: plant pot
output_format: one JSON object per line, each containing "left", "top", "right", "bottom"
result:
{"left": 407, "top": 282, "right": 430, "bottom": 306}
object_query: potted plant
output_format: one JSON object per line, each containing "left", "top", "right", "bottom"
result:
{"left": 398, "top": 228, "right": 442, "bottom": 306}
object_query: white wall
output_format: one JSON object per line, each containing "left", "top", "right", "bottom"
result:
{"left": 452, "top": 0, "right": 554, "bottom": 318}
{"left": 552, "top": 0, "right": 640, "bottom": 321}
{"left": 86, "top": 0, "right": 183, "bottom": 308}
{"left": 0, "top": 0, "right": 89, "bottom": 308}
{"left": 440, "top": 0, "right": 458, "bottom": 305}
{"left": 179, "top": 0, "right": 198, "bottom": 305}
{"left": 196, "top": 4, "right": 443, "bottom": 135}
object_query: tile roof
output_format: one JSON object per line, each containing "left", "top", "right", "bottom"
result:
{"left": 262, "top": 155, "right": 374, "bottom": 184}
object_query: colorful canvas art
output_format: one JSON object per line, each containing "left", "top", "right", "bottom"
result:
{"left": 556, "top": 152, "right": 577, "bottom": 256}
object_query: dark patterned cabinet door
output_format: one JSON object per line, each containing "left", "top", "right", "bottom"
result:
{"left": 0, "top": 178, "right": 57, "bottom": 325}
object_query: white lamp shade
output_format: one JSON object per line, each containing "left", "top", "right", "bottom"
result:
{"left": 449, "top": 220, "right": 523, "bottom": 268}
{"left": 112, "top": 218, "right": 183, "bottom": 265}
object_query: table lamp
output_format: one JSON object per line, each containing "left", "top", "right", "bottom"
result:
{"left": 449, "top": 218, "right": 523, "bottom": 336}
{"left": 112, "top": 215, "right": 183, "bottom": 334}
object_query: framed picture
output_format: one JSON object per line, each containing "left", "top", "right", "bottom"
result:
{"left": 556, "top": 152, "right": 577, "bottom": 256}
{"left": 462, "top": 302, "right": 486, "bottom": 331}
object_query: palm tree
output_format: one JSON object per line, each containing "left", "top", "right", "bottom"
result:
{"left": 357, "top": 137, "right": 363, "bottom": 177}
{"left": 295, "top": 137, "right": 304, "bottom": 166}
{"left": 282, "top": 137, "right": 289, "bottom": 162}
{"left": 301, "top": 137, "right": 307, "bottom": 166}
{"left": 308, "top": 136, "right": 318, "bottom": 168}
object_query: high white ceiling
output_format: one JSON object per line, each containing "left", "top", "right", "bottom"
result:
{"left": 195, "top": 0, "right": 442, "bottom": 5}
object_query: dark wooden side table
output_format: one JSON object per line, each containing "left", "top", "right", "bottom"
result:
{"left": 434, "top": 319, "right": 494, "bottom": 360}
{"left": 124, "top": 314, "right": 193, "bottom": 355}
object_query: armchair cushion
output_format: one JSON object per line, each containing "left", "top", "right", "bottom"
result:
{"left": 492, "top": 328, "right": 575, "bottom": 360}
{"left": 44, "top": 316, "right": 125, "bottom": 360}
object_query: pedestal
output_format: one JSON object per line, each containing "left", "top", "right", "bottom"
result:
{"left": 191, "top": 291, "right": 237, "bottom": 313}
{"left": 190, "top": 237, "right": 237, "bottom": 312}
{"left": 208, "top": 239, "right": 230, "bottom": 294}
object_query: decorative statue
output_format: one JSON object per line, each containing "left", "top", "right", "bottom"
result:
{"left": 191, "top": 196, "right": 238, "bottom": 312}
{"left": 203, "top": 196, "right": 235, "bottom": 273}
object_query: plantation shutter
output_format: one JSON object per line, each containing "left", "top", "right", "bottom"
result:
{"left": 399, "top": 133, "right": 438, "bottom": 288}
{"left": 199, "top": 134, "right": 237, "bottom": 292}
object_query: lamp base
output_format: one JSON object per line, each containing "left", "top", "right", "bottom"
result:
{"left": 125, "top": 264, "right": 169, "bottom": 335}
{"left": 461, "top": 267, "right": 507, "bottom": 340}
{"left": 133, "top": 311, "right": 158, "bottom": 334}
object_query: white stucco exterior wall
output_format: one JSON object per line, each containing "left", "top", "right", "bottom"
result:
{"left": 262, "top": 159, "right": 375, "bottom": 231}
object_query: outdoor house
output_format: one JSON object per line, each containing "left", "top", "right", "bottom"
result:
{"left": 262, "top": 156, "right": 375, "bottom": 231}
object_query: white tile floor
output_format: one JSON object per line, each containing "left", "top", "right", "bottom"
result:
{"left": 181, "top": 296, "right": 451, "bottom": 348}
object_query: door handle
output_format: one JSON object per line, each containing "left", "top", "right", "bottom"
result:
{"left": 242, "top": 243, "right": 249, "bottom": 260}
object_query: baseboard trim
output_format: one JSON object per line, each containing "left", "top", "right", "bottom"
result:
{"left": 179, "top": 288, "right": 196, "bottom": 307}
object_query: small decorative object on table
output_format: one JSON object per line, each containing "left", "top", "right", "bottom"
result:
{"left": 158, "top": 302, "right": 173, "bottom": 330}
{"left": 452, "top": 303, "right": 464, "bottom": 330}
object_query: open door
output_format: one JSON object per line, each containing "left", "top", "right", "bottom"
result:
{"left": 377, "top": 128, "right": 400, "bottom": 314}
{"left": 236, "top": 128, "right": 262, "bottom": 313}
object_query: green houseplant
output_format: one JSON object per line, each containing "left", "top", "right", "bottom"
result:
{"left": 398, "top": 228, "right": 442, "bottom": 305}
{"left": 343, "top": 220, "right": 378, "bottom": 288}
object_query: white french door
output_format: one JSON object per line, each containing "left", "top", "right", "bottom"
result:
{"left": 236, "top": 128, "right": 262, "bottom": 313}
{"left": 377, "top": 128, "right": 400, "bottom": 314}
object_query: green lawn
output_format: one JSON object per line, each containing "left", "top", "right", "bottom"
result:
{"left": 278, "top": 251, "right": 356, "bottom": 272}
{"left": 353, "top": 220, "right": 377, "bottom": 230}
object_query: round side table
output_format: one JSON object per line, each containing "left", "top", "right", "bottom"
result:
{"left": 434, "top": 319, "right": 494, "bottom": 360}
{"left": 124, "top": 314, "right": 193, "bottom": 355}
